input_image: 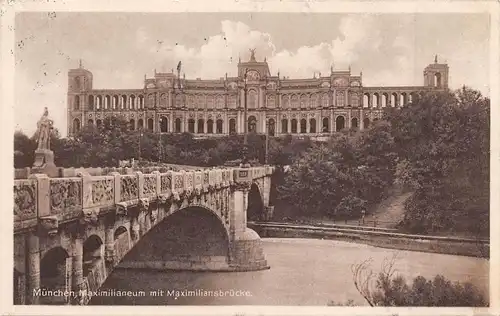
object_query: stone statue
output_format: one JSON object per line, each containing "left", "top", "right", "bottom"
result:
{"left": 36, "top": 107, "right": 53, "bottom": 150}
{"left": 249, "top": 48, "right": 256, "bottom": 61}
{"left": 32, "top": 107, "right": 57, "bottom": 176}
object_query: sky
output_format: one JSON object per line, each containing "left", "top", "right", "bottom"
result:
{"left": 14, "top": 12, "right": 490, "bottom": 137}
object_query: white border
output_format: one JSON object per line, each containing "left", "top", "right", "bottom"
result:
{"left": 1, "top": 1, "right": 499, "bottom": 315}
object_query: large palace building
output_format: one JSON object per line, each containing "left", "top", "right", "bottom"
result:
{"left": 67, "top": 51, "right": 449, "bottom": 137}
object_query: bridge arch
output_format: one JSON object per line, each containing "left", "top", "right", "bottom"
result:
{"left": 40, "top": 246, "right": 71, "bottom": 305}
{"left": 248, "top": 182, "right": 265, "bottom": 221}
{"left": 120, "top": 205, "right": 230, "bottom": 269}
{"left": 83, "top": 235, "right": 104, "bottom": 278}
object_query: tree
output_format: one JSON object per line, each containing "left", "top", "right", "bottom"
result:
{"left": 387, "top": 88, "right": 489, "bottom": 235}
{"left": 14, "top": 130, "right": 36, "bottom": 168}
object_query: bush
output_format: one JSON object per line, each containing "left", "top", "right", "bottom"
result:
{"left": 350, "top": 254, "right": 487, "bottom": 307}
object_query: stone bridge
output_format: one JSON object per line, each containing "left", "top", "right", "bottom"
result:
{"left": 13, "top": 166, "right": 275, "bottom": 305}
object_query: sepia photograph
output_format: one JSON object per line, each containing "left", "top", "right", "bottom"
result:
{"left": 4, "top": 1, "right": 498, "bottom": 314}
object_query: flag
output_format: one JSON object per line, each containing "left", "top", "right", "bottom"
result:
{"left": 177, "top": 61, "right": 182, "bottom": 72}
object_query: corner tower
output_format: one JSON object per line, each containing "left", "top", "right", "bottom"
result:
{"left": 67, "top": 61, "right": 93, "bottom": 136}
{"left": 423, "top": 55, "right": 449, "bottom": 89}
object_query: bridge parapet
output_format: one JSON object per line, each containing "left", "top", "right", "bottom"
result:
{"left": 13, "top": 166, "right": 275, "bottom": 234}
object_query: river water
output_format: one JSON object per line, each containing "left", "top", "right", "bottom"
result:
{"left": 91, "top": 238, "right": 489, "bottom": 306}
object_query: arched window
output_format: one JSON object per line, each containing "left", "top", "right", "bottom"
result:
{"left": 248, "top": 90, "right": 258, "bottom": 109}
{"left": 129, "top": 119, "right": 135, "bottom": 131}
{"left": 73, "top": 118, "right": 81, "bottom": 134}
{"left": 322, "top": 118, "right": 330, "bottom": 132}
{"left": 310, "top": 94, "right": 318, "bottom": 109}
{"left": 363, "top": 93, "right": 370, "bottom": 108}
{"left": 291, "top": 119, "right": 298, "bottom": 133}
{"left": 137, "top": 119, "right": 144, "bottom": 130}
{"left": 147, "top": 118, "right": 154, "bottom": 131}
{"left": 216, "top": 96, "right": 224, "bottom": 109}
{"left": 187, "top": 95, "right": 194, "bottom": 108}
{"left": 391, "top": 93, "right": 397, "bottom": 107}
{"left": 300, "top": 95, "right": 308, "bottom": 108}
{"left": 400, "top": 93, "right": 407, "bottom": 106}
{"left": 300, "top": 119, "right": 307, "bottom": 133}
{"left": 336, "top": 116, "right": 345, "bottom": 131}
{"left": 282, "top": 95, "right": 289, "bottom": 108}
{"left": 229, "top": 95, "right": 237, "bottom": 108}
{"left": 267, "top": 95, "right": 275, "bottom": 108}
{"left": 321, "top": 93, "right": 329, "bottom": 107}
{"left": 113, "top": 95, "right": 119, "bottom": 110}
{"left": 336, "top": 91, "right": 345, "bottom": 107}
{"left": 281, "top": 119, "right": 288, "bottom": 133}
{"left": 216, "top": 119, "right": 223, "bottom": 134}
{"left": 351, "top": 93, "right": 359, "bottom": 107}
{"left": 351, "top": 117, "right": 358, "bottom": 129}
{"left": 197, "top": 119, "right": 204, "bottom": 133}
{"left": 74, "top": 95, "right": 80, "bottom": 110}
{"left": 88, "top": 119, "right": 94, "bottom": 125}
{"left": 248, "top": 116, "right": 257, "bottom": 133}
{"left": 175, "top": 118, "right": 181, "bottom": 133}
{"left": 121, "top": 95, "right": 127, "bottom": 109}
{"left": 206, "top": 96, "right": 214, "bottom": 109}
{"left": 268, "top": 119, "right": 275, "bottom": 136}
{"left": 96, "top": 95, "right": 102, "bottom": 110}
{"left": 188, "top": 119, "right": 195, "bottom": 133}
{"left": 160, "top": 117, "right": 168, "bottom": 133}
{"left": 197, "top": 95, "right": 204, "bottom": 109}
{"left": 105, "top": 95, "right": 111, "bottom": 110}
{"left": 382, "top": 93, "right": 388, "bottom": 107}
{"left": 229, "top": 118, "right": 236, "bottom": 134}
{"left": 207, "top": 119, "right": 214, "bottom": 134}
{"left": 130, "top": 95, "right": 136, "bottom": 110}
{"left": 434, "top": 73, "right": 442, "bottom": 87}
{"left": 372, "top": 94, "right": 379, "bottom": 108}
{"left": 309, "top": 118, "right": 316, "bottom": 133}
{"left": 409, "top": 93, "right": 415, "bottom": 103}
{"left": 138, "top": 95, "right": 145, "bottom": 109}
{"left": 291, "top": 95, "right": 299, "bottom": 108}
{"left": 74, "top": 76, "right": 80, "bottom": 90}
{"left": 363, "top": 118, "right": 370, "bottom": 129}
{"left": 96, "top": 119, "right": 102, "bottom": 127}
{"left": 175, "top": 94, "right": 182, "bottom": 108}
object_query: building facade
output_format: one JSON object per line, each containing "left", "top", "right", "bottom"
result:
{"left": 67, "top": 52, "right": 449, "bottom": 137}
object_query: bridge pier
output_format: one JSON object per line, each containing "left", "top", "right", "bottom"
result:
{"left": 26, "top": 232, "right": 40, "bottom": 305}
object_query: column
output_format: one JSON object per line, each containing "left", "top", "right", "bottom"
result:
{"left": 306, "top": 117, "right": 310, "bottom": 134}
{"left": 26, "top": 232, "right": 40, "bottom": 305}
{"left": 360, "top": 108, "right": 364, "bottom": 130}
{"left": 224, "top": 113, "right": 229, "bottom": 134}
{"left": 203, "top": 115, "right": 208, "bottom": 134}
{"left": 330, "top": 110, "right": 334, "bottom": 134}
{"left": 72, "top": 235, "right": 84, "bottom": 303}
{"left": 169, "top": 115, "right": 174, "bottom": 133}
{"left": 194, "top": 117, "right": 198, "bottom": 134}
{"left": 104, "top": 224, "right": 115, "bottom": 267}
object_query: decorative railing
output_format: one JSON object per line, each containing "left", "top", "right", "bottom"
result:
{"left": 13, "top": 166, "right": 275, "bottom": 232}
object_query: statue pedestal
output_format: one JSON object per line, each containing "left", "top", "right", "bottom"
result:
{"left": 32, "top": 149, "right": 58, "bottom": 177}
